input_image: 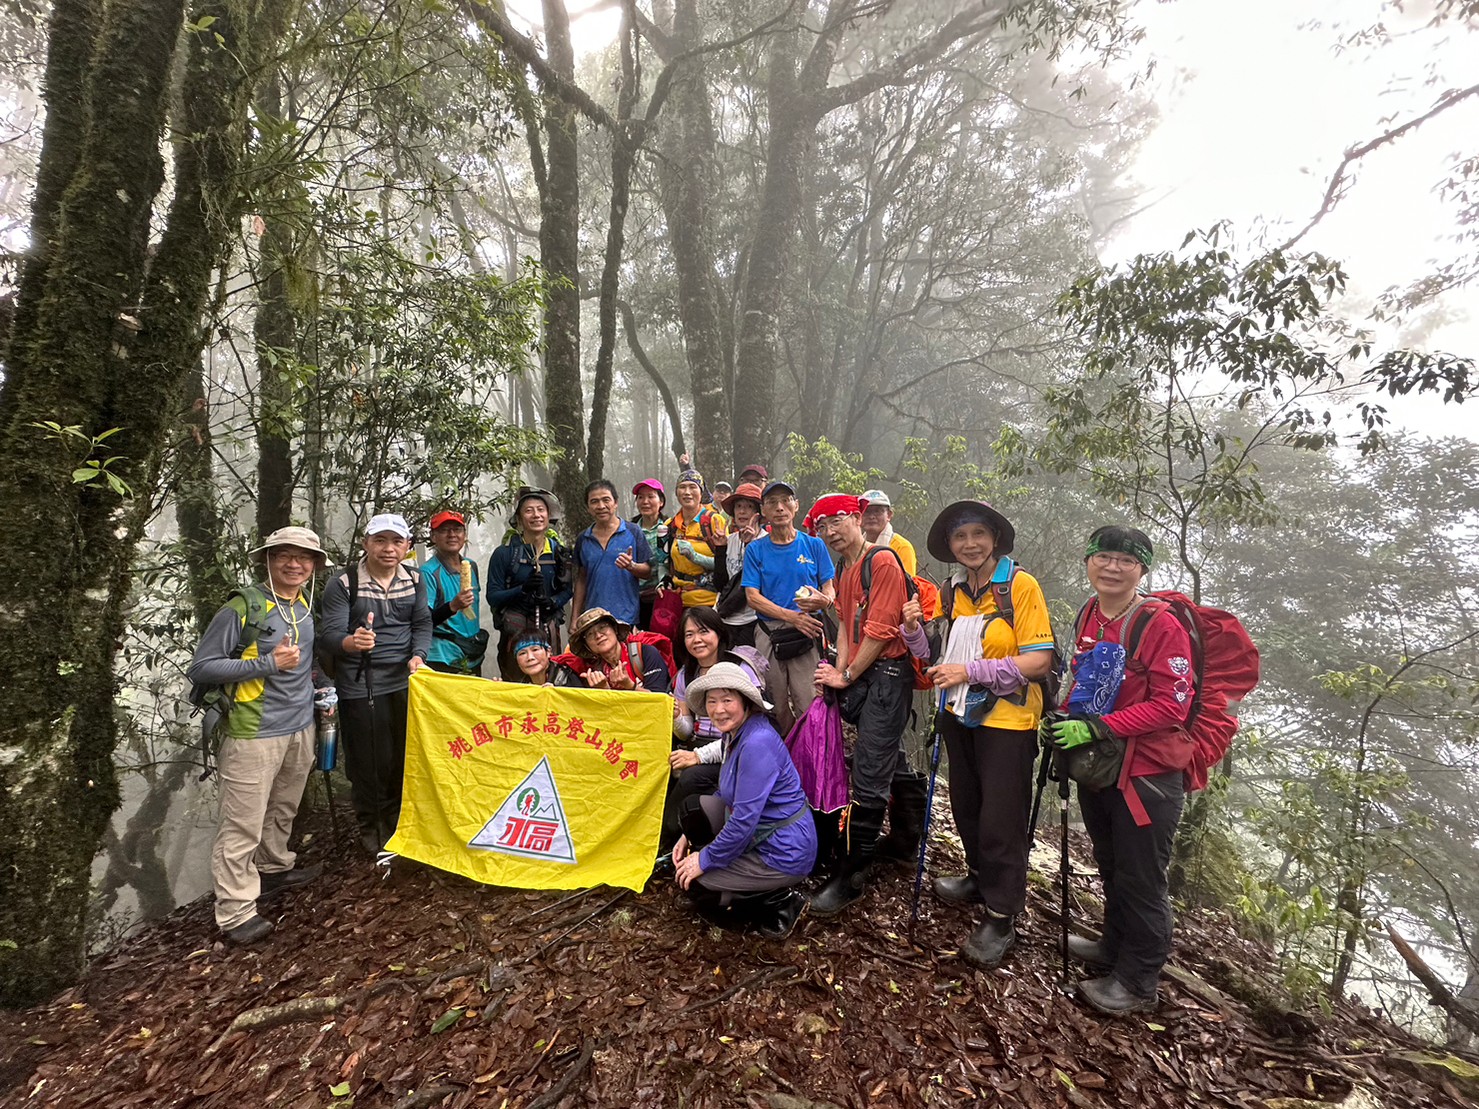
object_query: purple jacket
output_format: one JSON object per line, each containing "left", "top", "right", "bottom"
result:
{"left": 698, "top": 713, "right": 817, "bottom": 877}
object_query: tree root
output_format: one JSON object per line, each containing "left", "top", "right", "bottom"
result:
{"left": 389, "top": 1084, "right": 460, "bottom": 1109}
{"left": 525, "top": 1038, "right": 595, "bottom": 1109}
{"left": 203, "top": 995, "right": 343, "bottom": 1057}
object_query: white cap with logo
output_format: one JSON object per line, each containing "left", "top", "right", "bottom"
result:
{"left": 861, "top": 489, "right": 891, "bottom": 509}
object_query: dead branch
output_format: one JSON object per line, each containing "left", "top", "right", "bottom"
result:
{"left": 389, "top": 1085, "right": 460, "bottom": 1109}
{"left": 1387, "top": 923, "right": 1479, "bottom": 1037}
{"left": 525, "top": 1038, "right": 596, "bottom": 1109}
{"left": 203, "top": 995, "right": 343, "bottom": 1057}
{"left": 1282, "top": 81, "right": 1479, "bottom": 250}
{"left": 665, "top": 965, "right": 799, "bottom": 1024}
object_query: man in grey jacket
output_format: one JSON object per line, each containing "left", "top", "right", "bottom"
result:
{"left": 317, "top": 512, "right": 433, "bottom": 852}
{"left": 186, "top": 526, "right": 326, "bottom": 945}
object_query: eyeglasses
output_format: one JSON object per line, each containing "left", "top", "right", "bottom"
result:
{"left": 270, "top": 551, "right": 318, "bottom": 565}
{"left": 1088, "top": 552, "right": 1142, "bottom": 570}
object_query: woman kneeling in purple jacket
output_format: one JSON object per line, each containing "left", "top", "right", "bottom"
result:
{"left": 671, "top": 661, "right": 817, "bottom": 938}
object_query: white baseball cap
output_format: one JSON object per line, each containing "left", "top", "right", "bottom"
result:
{"left": 366, "top": 512, "right": 411, "bottom": 539}
{"left": 861, "top": 489, "right": 891, "bottom": 509}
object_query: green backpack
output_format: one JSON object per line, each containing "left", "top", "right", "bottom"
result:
{"left": 187, "top": 585, "right": 273, "bottom": 779}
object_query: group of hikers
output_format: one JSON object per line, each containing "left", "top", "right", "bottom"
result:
{"left": 188, "top": 463, "right": 1222, "bottom": 1017}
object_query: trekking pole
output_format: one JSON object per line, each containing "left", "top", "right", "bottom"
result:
{"left": 359, "top": 611, "right": 391, "bottom": 863}
{"left": 1056, "top": 749, "right": 1073, "bottom": 990}
{"left": 1027, "top": 734, "right": 1054, "bottom": 839}
{"left": 908, "top": 689, "right": 949, "bottom": 948}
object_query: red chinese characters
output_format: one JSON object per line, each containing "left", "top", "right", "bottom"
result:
{"left": 448, "top": 736, "right": 473, "bottom": 759}
{"left": 497, "top": 817, "right": 561, "bottom": 854}
{"left": 471, "top": 722, "right": 493, "bottom": 747}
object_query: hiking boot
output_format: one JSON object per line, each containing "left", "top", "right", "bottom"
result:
{"left": 809, "top": 805, "right": 886, "bottom": 919}
{"left": 960, "top": 913, "right": 1016, "bottom": 970}
{"left": 222, "top": 915, "right": 274, "bottom": 946}
{"left": 1067, "top": 934, "right": 1112, "bottom": 971}
{"left": 1078, "top": 975, "right": 1157, "bottom": 1015}
{"left": 932, "top": 872, "right": 984, "bottom": 905}
{"left": 752, "top": 888, "right": 806, "bottom": 940}
{"left": 259, "top": 863, "right": 322, "bottom": 899}
{"left": 874, "top": 772, "right": 928, "bottom": 865}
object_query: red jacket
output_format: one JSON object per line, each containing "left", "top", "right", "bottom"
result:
{"left": 1069, "top": 602, "right": 1195, "bottom": 779}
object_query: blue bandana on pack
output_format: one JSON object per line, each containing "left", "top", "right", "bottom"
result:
{"left": 1067, "top": 641, "right": 1127, "bottom": 715}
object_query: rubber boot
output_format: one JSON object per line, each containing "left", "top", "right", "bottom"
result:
{"left": 810, "top": 808, "right": 842, "bottom": 879}
{"left": 874, "top": 770, "right": 928, "bottom": 865}
{"left": 809, "top": 805, "right": 886, "bottom": 918}
{"left": 752, "top": 888, "right": 806, "bottom": 939}
{"left": 686, "top": 883, "right": 738, "bottom": 929}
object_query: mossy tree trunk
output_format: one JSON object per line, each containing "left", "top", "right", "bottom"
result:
{"left": 253, "top": 74, "right": 300, "bottom": 539}
{"left": 536, "top": 0, "right": 586, "bottom": 523}
{"left": 0, "top": 0, "right": 292, "bottom": 1006}
{"left": 655, "top": 0, "right": 731, "bottom": 474}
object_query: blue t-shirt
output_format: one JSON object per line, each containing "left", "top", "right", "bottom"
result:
{"left": 741, "top": 532, "right": 835, "bottom": 624}
{"left": 574, "top": 520, "right": 654, "bottom": 625}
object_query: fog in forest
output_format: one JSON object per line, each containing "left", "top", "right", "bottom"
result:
{"left": 1, "top": 0, "right": 1477, "bottom": 1042}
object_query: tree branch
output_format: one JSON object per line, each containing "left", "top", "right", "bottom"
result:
{"left": 1282, "top": 81, "right": 1479, "bottom": 250}
{"left": 807, "top": 2, "right": 1010, "bottom": 117}
{"left": 1387, "top": 922, "right": 1479, "bottom": 1037}
{"left": 460, "top": 0, "right": 620, "bottom": 130}
{"left": 618, "top": 299, "right": 687, "bottom": 463}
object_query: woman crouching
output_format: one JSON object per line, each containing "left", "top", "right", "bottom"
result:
{"left": 671, "top": 662, "right": 816, "bottom": 938}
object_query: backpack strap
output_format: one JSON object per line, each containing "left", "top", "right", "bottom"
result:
{"left": 853, "top": 546, "right": 916, "bottom": 645}
{"left": 989, "top": 562, "right": 1017, "bottom": 628}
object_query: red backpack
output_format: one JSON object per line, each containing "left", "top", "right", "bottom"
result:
{"left": 554, "top": 630, "right": 678, "bottom": 684}
{"left": 1109, "top": 591, "right": 1260, "bottom": 792}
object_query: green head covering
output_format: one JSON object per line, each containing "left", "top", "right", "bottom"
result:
{"left": 1085, "top": 525, "right": 1154, "bottom": 569}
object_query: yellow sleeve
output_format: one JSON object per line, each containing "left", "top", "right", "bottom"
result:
{"left": 1009, "top": 571, "right": 1055, "bottom": 651}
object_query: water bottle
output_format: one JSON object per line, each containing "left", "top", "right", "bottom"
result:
{"left": 314, "top": 687, "right": 339, "bottom": 772}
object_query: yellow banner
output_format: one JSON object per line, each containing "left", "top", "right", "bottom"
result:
{"left": 386, "top": 670, "right": 672, "bottom": 892}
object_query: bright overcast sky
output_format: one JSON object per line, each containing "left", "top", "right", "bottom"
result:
{"left": 518, "top": 0, "right": 1477, "bottom": 436}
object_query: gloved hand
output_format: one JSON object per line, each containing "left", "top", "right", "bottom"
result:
{"left": 675, "top": 540, "right": 714, "bottom": 571}
{"left": 1050, "top": 720, "right": 1095, "bottom": 751}
{"left": 1050, "top": 714, "right": 1114, "bottom": 751}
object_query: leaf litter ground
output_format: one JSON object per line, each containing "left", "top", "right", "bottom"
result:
{"left": 1, "top": 800, "right": 1473, "bottom": 1109}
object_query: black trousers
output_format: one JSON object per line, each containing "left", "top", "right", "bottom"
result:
{"left": 848, "top": 658, "right": 915, "bottom": 809}
{"left": 1078, "top": 771, "right": 1185, "bottom": 998}
{"left": 941, "top": 717, "right": 1037, "bottom": 915}
{"left": 660, "top": 761, "right": 721, "bottom": 852}
{"left": 340, "top": 687, "right": 410, "bottom": 837}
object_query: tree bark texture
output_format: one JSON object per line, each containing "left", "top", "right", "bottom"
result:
{"left": 536, "top": 0, "right": 586, "bottom": 524}
{"left": 252, "top": 75, "right": 298, "bottom": 539}
{"left": 729, "top": 29, "right": 805, "bottom": 473}
{"left": 5, "top": 0, "right": 102, "bottom": 368}
{"left": 0, "top": 0, "right": 292, "bottom": 1004}
{"left": 586, "top": 6, "right": 640, "bottom": 482}
{"left": 655, "top": 0, "right": 731, "bottom": 475}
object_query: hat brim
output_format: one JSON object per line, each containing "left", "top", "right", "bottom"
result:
{"left": 721, "top": 492, "right": 762, "bottom": 514}
{"left": 251, "top": 542, "right": 328, "bottom": 566}
{"left": 514, "top": 491, "right": 564, "bottom": 520}
{"left": 927, "top": 500, "right": 1016, "bottom": 563}
{"left": 570, "top": 615, "right": 632, "bottom": 660}
{"left": 685, "top": 677, "right": 772, "bottom": 716}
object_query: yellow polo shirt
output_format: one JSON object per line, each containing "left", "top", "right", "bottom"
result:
{"left": 947, "top": 559, "right": 1055, "bottom": 731}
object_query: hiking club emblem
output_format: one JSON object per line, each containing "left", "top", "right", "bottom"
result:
{"left": 468, "top": 756, "right": 577, "bottom": 864}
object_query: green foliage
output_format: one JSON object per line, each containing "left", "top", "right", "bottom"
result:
{"left": 30, "top": 422, "right": 134, "bottom": 498}
{"left": 781, "top": 433, "right": 887, "bottom": 503}
{"left": 288, "top": 223, "right": 549, "bottom": 552}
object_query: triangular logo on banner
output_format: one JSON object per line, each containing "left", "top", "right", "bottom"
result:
{"left": 468, "top": 755, "right": 577, "bottom": 864}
